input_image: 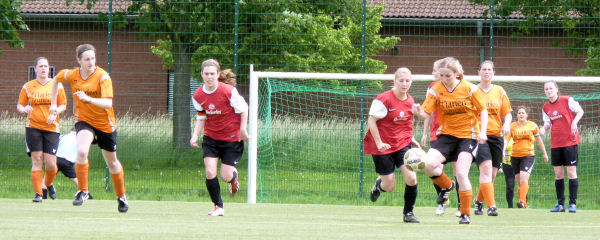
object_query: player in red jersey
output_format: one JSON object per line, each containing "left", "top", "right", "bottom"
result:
{"left": 365, "top": 67, "right": 422, "bottom": 223}
{"left": 504, "top": 106, "right": 548, "bottom": 208}
{"left": 472, "top": 60, "right": 513, "bottom": 217}
{"left": 540, "top": 81, "right": 584, "bottom": 213}
{"left": 190, "top": 59, "right": 249, "bottom": 216}
{"left": 50, "top": 44, "right": 128, "bottom": 212}
{"left": 17, "top": 57, "right": 67, "bottom": 202}
{"left": 418, "top": 57, "right": 488, "bottom": 224}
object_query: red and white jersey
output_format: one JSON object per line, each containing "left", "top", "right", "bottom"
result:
{"left": 192, "top": 82, "right": 248, "bottom": 142}
{"left": 363, "top": 90, "right": 414, "bottom": 155}
{"left": 542, "top": 96, "right": 582, "bottom": 148}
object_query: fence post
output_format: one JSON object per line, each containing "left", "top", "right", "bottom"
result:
{"left": 358, "top": 0, "right": 367, "bottom": 197}
{"left": 489, "top": 0, "right": 495, "bottom": 60}
{"left": 234, "top": 0, "right": 239, "bottom": 75}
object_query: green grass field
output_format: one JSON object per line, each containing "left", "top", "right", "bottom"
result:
{"left": 2, "top": 198, "right": 599, "bottom": 240}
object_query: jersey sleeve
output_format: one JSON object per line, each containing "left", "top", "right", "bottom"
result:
{"left": 499, "top": 88, "right": 512, "bottom": 116}
{"left": 18, "top": 84, "right": 29, "bottom": 106}
{"left": 532, "top": 122, "right": 540, "bottom": 136}
{"left": 567, "top": 97, "right": 583, "bottom": 113}
{"left": 57, "top": 83, "right": 67, "bottom": 106}
{"left": 368, "top": 99, "right": 387, "bottom": 119}
{"left": 99, "top": 74, "right": 114, "bottom": 98}
{"left": 542, "top": 110, "right": 551, "bottom": 127}
{"left": 230, "top": 88, "right": 248, "bottom": 114}
{"left": 422, "top": 88, "right": 437, "bottom": 115}
{"left": 55, "top": 69, "right": 68, "bottom": 83}
{"left": 470, "top": 84, "right": 486, "bottom": 112}
{"left": 191, "top": 96, "right": 206, "bottom": 120}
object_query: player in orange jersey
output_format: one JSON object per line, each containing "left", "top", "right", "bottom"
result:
{"left": 50, "top": 44, "right": 128, "bottom": 213}
{"left": 190, "top": 59, "right": 249, "bottom": 216}
{"left": 416, "top": 57, "right": 488, "bottom": 224}
{"left": 17, "top": 57, "right": 67, "bottom": 202}
{"left": 540, "top": 81, "right": 584, "bottom": 213}
{"left": 504, "top": 106, "right": 548, "bottom": 208}
{"left": 421, "top": 58, "right": 459, "bottom": 217}
{"left": 472, "top": 60, "right": 513, "bottom": 216}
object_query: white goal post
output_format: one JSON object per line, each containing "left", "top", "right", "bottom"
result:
{"left": 247, "top": 64, "right": 600, "bottom": 204}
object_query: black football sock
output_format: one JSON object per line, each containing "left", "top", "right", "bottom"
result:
{"left": 404, "top": 184, "right": 418, "bottom": 214}
{"left": 555, "top": 179, "right": 565, "bottom": 206}
{"left": 569, "top": 178, "right": 578, "bottom": 205}
{"left": 206, "top": 177, "right": 223, "bottom": 208}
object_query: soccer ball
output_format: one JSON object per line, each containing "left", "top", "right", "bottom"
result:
{"left": 404, "top": 148, "right": 427, "bottom": 172}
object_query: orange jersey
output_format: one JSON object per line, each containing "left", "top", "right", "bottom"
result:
{"left": 18, "top": 79, "right": 67, "bottom": 132}
{"left": 477, "top": 85, "right": 512, "bottom": 137}
{"left": 505, "top": 121, "right": 539, "bottom": 157}
{"left": 422, "top": 80, "right": 486, "bottom": 139}
{"left": 56, "top": 67, "right": 117, "bottom": 133}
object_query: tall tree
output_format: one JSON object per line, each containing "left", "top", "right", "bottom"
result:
{"left": 470, "top": 0, "right": 600, "bottom": 75}
{"left": 79, "top": 0, "right": 399, "bottom": 151}
{"left": 0, "top": 0, "right": 29, "bottom": 54}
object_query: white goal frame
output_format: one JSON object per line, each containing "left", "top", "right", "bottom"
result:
{"left": 247, "top": 64, "right": 600, "bottom": 204}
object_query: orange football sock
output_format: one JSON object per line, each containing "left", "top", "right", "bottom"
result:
{"left": 519, "top": 182, "right": 529, "bottom": 207}
{"left": 480, "top": 182, "right": 496, "bottom": 207}
{"left": 31, "top": 170, "right": 44, "bottom": 195}
{"left": 475, "top": 188, "right": 484, "bottom": 202}
{"left": 431, "top": 173, "right": 452, "bottom": 189}
{"left": 75, "top": 163, "right": 89, "bottom": 191}
{"left": 44, "top": 168, "right": 58, "bottom": 186}
{"left": 459, "top": 189, "right": 473, "bottom": 216}
{"left": 111, "top": 169, "right": 126, "bottom": 198}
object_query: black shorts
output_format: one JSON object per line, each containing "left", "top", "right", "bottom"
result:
{"left": 202, "top": 135, "right": 244, "bottom": 167}
{"left": 551, "top": 145, "right": 578, "bottom": 167}
{"left": 57, "top": 157, "right": 76, "bottom": 178}
{"left": 25, "top": 128, "right": 59, "bottom": 155}
{"left": 430, "top": 140, "right": 458, "bottom": 164}
{"left": 371, "top": 146, "right": 410, "bottom": 175}
{"left": 431, "top": 135, "right": 477, "bottom": 163}
{"left": 475, "top": 135, "right": 504, "bottom": 168}
{"left": 511, "top": 156, "right": 535, "bottom": 174}
{"left": 75, "top": 121, "right": 117, "bottom": 152}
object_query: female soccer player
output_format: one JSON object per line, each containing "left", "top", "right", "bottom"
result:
{"left": 50, "top": 44, "right": 128, "bottom": 212}
{"left": 190, "top": 59, "right": 249, "bottom": 216}
{"left": 502, "top": 139, "right": 515, "bottom": 208}
{"left": 420, "top": 58, "right": 459, "bottom": 217}
{"left": 419, "top": 57, "right": 488, "bottom": 224}
{"left": 540, "top": 81, "right": 584, "bottom": 213}
{"left": 17, "top": 57, "right": 67, "bottom": 202}
{"left": 365, "top": 67, "right": 422, "bottom": 223}
{"left": 473, "top": 60, "right": 512, "bottom": 216}
{"left": 504, "top": 106, "right": 548, "bottom": 208}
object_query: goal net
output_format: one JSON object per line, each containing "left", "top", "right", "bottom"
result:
{"left": 248, "top": 67, "right": 600, "bottom": 209}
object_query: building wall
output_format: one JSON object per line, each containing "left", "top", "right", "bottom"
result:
{"left": 0, "top": 20, "right": 168, "bottom": 116}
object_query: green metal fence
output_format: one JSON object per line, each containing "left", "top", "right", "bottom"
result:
{"left": 0, "top": 0, "right": 598, "bottom": 208}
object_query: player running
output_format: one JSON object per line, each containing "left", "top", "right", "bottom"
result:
{"left": 17, "top": 57, "right": 67, "bottom": 202}
{"left": 416, "top": 57, "right": 488, "bottom": 224}
{"left": 50, "top": 44, "right": 128, "bottom": 212}
{"left": 366, "top": 67, "right": 423, "bottom": 223}
{"left": 190, "top": 59, "right": 249, "bottom": 216}
{"left": 540, "top": 81, "right": 584, "bottom": 213}
{"left": 504, "top": 106, "right": 548, "bottom": 208}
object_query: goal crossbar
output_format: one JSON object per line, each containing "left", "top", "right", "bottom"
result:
{"left": 247, "top": 64, "right": 600, "bottom": 203}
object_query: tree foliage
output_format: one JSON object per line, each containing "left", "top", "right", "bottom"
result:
{"left": 0, "top": 0, "right": 29, "bottom": 54}
{"left": 470, "top": 0, "right": 600, "bottom": 75}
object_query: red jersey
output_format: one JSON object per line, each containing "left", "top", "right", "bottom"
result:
{"left": 427, "top": 81, "right": 440, "bottom": 142}
{"left": 192, "top": 82, "right": 248, "bottom": 142}
{"left": 363, "top": 91, "right": 414, "bottom": 155}
{"left": 542, "top": 96, "right": 582, "bottom": 148}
